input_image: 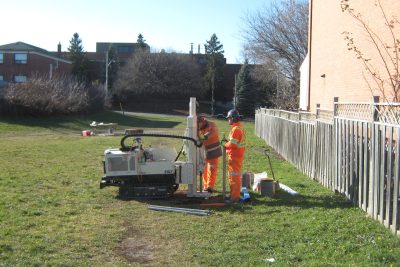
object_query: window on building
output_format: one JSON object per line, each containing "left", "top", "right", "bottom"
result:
{"left": 0, "top": 75, "right": 7, "bottom": 88}
{"left": 14, "top": 75, "right": 27, "bottom": 83}
{"left": 0, "top": 53, "right": 3, "bottom": 64}
{"left": 14, "top": 53, "right": 27, "bottom": 64}
{"left": 117, "top": 46, "right": 133, "bottom": 53}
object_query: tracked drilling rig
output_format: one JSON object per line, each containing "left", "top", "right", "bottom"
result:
{"left": 100, "top": 98, "right": 211, "bottom": 199}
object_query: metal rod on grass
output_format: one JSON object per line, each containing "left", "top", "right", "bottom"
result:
{"left": 148, "top": 205, "right": 211, "bottom": 216}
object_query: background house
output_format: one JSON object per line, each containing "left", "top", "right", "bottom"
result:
{"left": 0, "top": 42, "right": 72, "bottom": 86}
{"left": 300, "top": 0, "right": 400, "bottom": 112}
{"left": 0, "top": 41, "right": 240, "bottom": 105}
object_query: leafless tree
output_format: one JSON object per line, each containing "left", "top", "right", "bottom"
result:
{"left": 113, "top": 51, "right": 206, "bottom": 101}
{"left": 241, "top": 0, "right": 308, "bottom": 109}
{"left": 249, "top": 63, "right": 296, "bottom": 110}
{"left": 341, "top": 0, "right": 400, "bottom": 103}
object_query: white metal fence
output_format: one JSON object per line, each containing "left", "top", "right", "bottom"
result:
{"left": 255, "top": 101, "right": 400, "bottom": 235}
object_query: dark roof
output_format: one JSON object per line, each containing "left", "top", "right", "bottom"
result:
{"left": 0, "top": 41, "right": 49, "bottom": 54}
{"left": 0, "top": 41, "right": 71, "bottom": 63}
{"left": 96, "top": 42, "right": 150, "bottom": 54}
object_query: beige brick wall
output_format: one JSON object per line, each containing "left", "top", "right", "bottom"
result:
{"left": 308, "top": 0, "right": 400, "bottom": 112}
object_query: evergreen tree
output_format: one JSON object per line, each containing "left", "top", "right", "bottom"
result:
{"left": 204, "top": 33, "right": 225, "bottom": 115}
{"left": 68, "top": 32, "right": 89, "bottom": 82}
{"left": 236, "top": 59, "right": 256, "bottom": 117}
{"left": 137, "top": 33, "right": 147, "bottom": 50}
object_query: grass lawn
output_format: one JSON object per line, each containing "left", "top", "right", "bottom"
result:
{"left": 0, "top": 111, "right": 399, "bottom": 266}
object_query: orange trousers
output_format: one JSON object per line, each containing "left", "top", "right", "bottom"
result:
{"left": 227, "top": 154, "right": 243, "bottom": 201}
{"left": 202, "top": 158, "right": 219, "bottom": 190}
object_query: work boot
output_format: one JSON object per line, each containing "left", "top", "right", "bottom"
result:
{"left": 230, "top": 198, "right": 240, "bottom": 203}
{"left": 224, "top": 198, "right": 240, "bottom": 205}
{"left": 205, "top": 187, "right": 214, "bottom": 193}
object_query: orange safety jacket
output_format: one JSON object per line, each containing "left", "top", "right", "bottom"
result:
{"left": 224, "top": 121, "right": 246, "bottom": 157}
{"left": 199, "top": 121, "right": 222, "bottom": 159}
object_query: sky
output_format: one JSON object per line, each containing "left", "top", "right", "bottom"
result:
{"left": 2, "top": 0, "right": 277, "bottom": 64}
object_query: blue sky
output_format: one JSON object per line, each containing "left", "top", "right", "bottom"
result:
{"left": 2, "top": 0, "right": 277, "bottom": 63}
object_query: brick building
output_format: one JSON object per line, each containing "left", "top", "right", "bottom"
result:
{"left": 0, "top": 41, "right": 240, "bottom": 103}
{"left": 0, "top": 42, "right": 72, "bottom": 86}
{"left": 300, "top": 0, "right": 400, "bottom": 112}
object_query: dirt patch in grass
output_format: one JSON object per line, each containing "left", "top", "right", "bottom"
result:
{"left": 118, "top": 237, "right": 154, "bottom": 264}
{"left": 116, "top": 228, "right": 155, "bottom": 265}
{"left": 115, "top": 209, "right": 189, "bottom": 266}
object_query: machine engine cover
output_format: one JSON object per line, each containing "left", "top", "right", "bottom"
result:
{"left": 101, "top": 148, "right": 179, "bottom": 198}
{"left": 104, "top": 148, "right": 175, "bottom": 177}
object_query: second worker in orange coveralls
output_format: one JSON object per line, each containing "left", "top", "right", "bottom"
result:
{"left": 224, "top": 109, "right": 246, "bottom": 202}
{"left": 197, "top": 115, "right": 222, "bottom": 193}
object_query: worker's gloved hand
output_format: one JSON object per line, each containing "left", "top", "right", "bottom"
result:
{"left": 198, "top": 134, "right": 208, "bottom": 140}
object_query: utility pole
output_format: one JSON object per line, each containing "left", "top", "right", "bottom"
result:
{"left": 105, "top": 51, "right": 115, "bottom": 92}
{"left": 105, "top": 51, "right": 109, "bottom": 92}
{"left": 234, "top": 73, "right": 237, "bottom": 109}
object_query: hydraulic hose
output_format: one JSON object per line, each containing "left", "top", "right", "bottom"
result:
{"left": 120, "top": 133, "right": 203, "bottom": 150}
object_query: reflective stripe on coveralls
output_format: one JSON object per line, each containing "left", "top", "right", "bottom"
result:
{"left": 205, "top": 141, "right": 222, "bottom": 159}
{"left": 227, "top": 155, "right": 243, "bottom": 200}
{"left": 225, "top": 122, "right": 246, "bottom": 201}
{"left": 228, "top": 126, "right": 246, "bottom": 148}
{"left": 199, "top": 121, "right": 222, "bottom": 159}
{"left": 202, "top": 158, "right": 219, "bottom": 190}
{"left": 199, "top": 120, "right": 221, "bottom": 190}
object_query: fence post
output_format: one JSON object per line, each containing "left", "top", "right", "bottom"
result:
{"left": 333, "top": 97, "right": 339, "bottom": 116}
{"left": 333, "top": 97, "right": 339, "bottom": 192}
{"left": 370, "top": 96, "right": 380, "bottom": 217}
{"left": 311, "top": 103, "right": 322, "bottom": 180}
{"left": 372, "top": 96, "right": 380, "bottom": 122}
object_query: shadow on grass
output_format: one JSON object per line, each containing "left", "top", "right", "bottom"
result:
{"left": 0, "top": 111, "right": 183, "bottom": 132}
{"left": 115, "top": 191, "right": 249, "bottom": 212}
{"left": 249, "top": 190, "right": 353, "bottom": 210}
{"left": 113, "top": 189, "right": 352, "bottom": 215}
{"left": 127, "top": 189, "right": 354, "bottom": 215}
{"left": 105, "top": 177, "right": 353, "bottom": 214}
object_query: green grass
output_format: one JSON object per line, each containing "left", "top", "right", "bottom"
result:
{"left": 0, "top": 111, "right": 399, "bottom": 266}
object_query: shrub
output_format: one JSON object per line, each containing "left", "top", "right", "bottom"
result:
{"left": 1, "top": 75, "right": 107, "bottom": 116}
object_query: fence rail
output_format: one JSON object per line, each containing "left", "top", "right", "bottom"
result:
{"left": 255, "top": 101, "right": 400, "bottom": 235}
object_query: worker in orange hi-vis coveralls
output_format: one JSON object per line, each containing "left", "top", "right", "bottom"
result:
{"left": 224, "top": 109, "right": 246, "bottom": 202}
{"left": 197, "top": 115, "right": 222, "bottom": 193}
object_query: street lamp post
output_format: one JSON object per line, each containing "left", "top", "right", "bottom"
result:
{"left": 234, "top": 73, "right": 237, "bottom": 109}
{"left": 105, "top": 51, "right": 115, "bottom": 92}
